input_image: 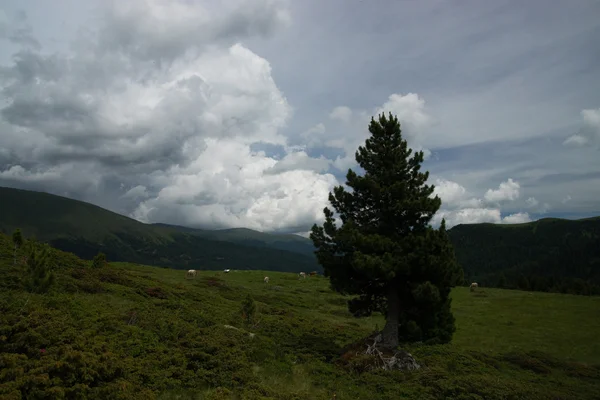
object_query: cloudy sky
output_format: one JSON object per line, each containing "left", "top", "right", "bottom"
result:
{"left": 0, "top": 0, "right": 599, "bottom": 234}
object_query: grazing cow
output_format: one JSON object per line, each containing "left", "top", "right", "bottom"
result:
{"left": 299, "top": 272, "right": 306, "bottom": 279}
{"left": 470, "top": 282, "right": 478, "bottom": 292}
{"left": 224, "top": 269, "right": 231, "bottom": 273}
{"left": 186, "top": 269, "right": 197, "bottom": 279}
{"left": 264, "top": 276, "right": 270, "bottom": 284}
{"left": 310, "top": 271, "right": 317, "bottom": 277}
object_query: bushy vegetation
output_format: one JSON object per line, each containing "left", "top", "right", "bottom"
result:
{"left": 450, "top": 217, "right": 600, "bottom": 295}
{"left": 1, "top": 232, "right": 599, "bottom": 399}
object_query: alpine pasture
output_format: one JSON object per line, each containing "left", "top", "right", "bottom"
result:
{"left": 1, "top": 233, "right": 599, "bottom": 399}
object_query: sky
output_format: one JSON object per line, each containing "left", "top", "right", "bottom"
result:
{"left": 0, "top": 0, "right": 599, "bottom": 235}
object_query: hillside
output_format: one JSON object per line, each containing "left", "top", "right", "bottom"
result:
{"left": 152, "top": 223, "right": 315, "bottom": 256}
{"left": 1, "top": 233, "right": 599, "bottom": 399}
{"left": 0, "top": 187, "right": 320, "bottom": 273}
{"left": 2, "top": 186, "right": 600, "bottom": 294}
{"left": 448, "top": 217, "right": 600, "bottom": 295}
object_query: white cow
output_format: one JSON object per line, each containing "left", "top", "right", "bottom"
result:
{"left": 224, "top": 269, "right": 231, "bottom": 273}
{"left": 186, "top": 269, "right": 197, "bottom": 279}
{"left": 264, "top": 276, "right": 270, "bottom": 283}
{"left": 299, "top": 272, "right": 306, "bottom": 279}
{"left": 470, "top": 282, "right": 478, "bottom": 292}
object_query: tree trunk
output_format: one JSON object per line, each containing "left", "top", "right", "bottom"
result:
{"left": 381, "top": 285, "right": 400, "bottom": 349}
{"left": 13, "top": 244, "right": 16, "bottom": 266}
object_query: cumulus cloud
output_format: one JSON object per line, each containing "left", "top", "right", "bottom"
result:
{"left": 501, "top": 212, "right": 532, "bottom": 224}
{"left": 484, "top": 178, "right": 520, "bottom": 203}
{"left": 122, "top": 185, "right": 150, "bottom": 200}
{"left": 0, "top": 0, "right": 341, "bottom": 233}
{"left": 525, "top": 197, "right": 550, "bottom": 214}
{"left": 431, "top": 178, "right": 531, "bottom": 228}
{"left": 564, "top": 108, "right": 600, "bottom": 148}
{"left": 97, "top": 0, "right": 291, "bottom": 62}
{"left": 432, "top": 179, "right": 482, "bottom": 210}
{"left": 3, "top": 1, "right": 590, "bottom": 235}
{"left": 131, "top": 138, "right": 337, "bottom": 232}
{"left": 329, "top": 106, "right": 352, "bottom": 123}
{"left": 265, "top": 150, "right": 331, "bottom": 174}
{"left": 303, "top": 93, "right": 434, "bottom": 172}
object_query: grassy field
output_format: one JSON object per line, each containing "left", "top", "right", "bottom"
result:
{"left": 1, "top": 235, "right": 600, "bottom": 399}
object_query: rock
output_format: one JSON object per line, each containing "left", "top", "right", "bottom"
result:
{"left": 387, "top": 350, "right": 420, "bottom": 371}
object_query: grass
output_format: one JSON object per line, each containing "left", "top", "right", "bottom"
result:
{"left": 1, "top": 234, "right": 600, "bottom": 399}
{"left": 451, "top": 288, "right": 600, "bottom": 362}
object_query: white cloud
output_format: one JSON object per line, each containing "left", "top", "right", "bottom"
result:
{"left": 299, "top": 123, "right": 326, "bottom": 148}
{"left": 98, "top": 0, "right": 291, "bottom": 62}
{"left": 432, "top": 178, "right": 533, "bottom": 228}
{"left": 525, "top": 196, "right": 550, "bottom": 213}
{"left": 501, "top": 212, "right": 532, "bottom": 224}
{"left": 0, "top": 0, "right": 341, "bottom": 233}
{"left": 1, "top": 0, "right": 598, "bottom": 235}
{"left": 484, "top": 178, "right": 520, "bottom": 203}
{"left": 564, "top": 108, "right": 600, "bottom": 148}
{"left": 433, "top": 179, "right": 482, "bottom": 210}
{"left": 374, "top": 93, "right": 434, "bottom": 137}
{"left": 122, "top": 185, "right": 150, "bottom": 200}
{"left": 131, "top": 137, "right": 338, "bottom": 232}
{"left": 310, "top": 93, "right": 433, "bottom": 172}
{"left": 266, "top": 150, "right": 331, "bottom": 174}
{"left": 563, "top": 134, "right": 588, "bottom": 146}
{"left": 329, "top": 106, "right": 352, "bottom": 123}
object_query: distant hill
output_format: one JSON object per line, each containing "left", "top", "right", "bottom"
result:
{"left": 447, "top": 217, "right": 600, "bottom": 295}
{"left": 0, "top": 187, "right": 320, "bottom": 273}
{"left": 152, "top": 223, "right": 316, "bottom": 256}
{"left": 1, "top": 186, "right": 599, "bottom": 295}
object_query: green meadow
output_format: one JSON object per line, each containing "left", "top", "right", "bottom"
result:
{"left": 1, "top": 234, "right": 599, "bottom": 399}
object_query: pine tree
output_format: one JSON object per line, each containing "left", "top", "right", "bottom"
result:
{"left": 24, "top": 239, "right": 55, "bottom": 294}
{"left": 12, "top": 228, "right": 23, "bottom": 266}
{"left": 310, "top": 112, "right": 463, "bottom": 349}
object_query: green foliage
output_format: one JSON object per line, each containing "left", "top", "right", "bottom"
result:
{"left": 92, "top": 251, "right": 107, "bottom": 269}
{"left": 22, "top": 239, "right": 55, "bottom": 294}
{"left": 11, "top": 228, "right": 23, "bottom": 266}
{"left": 310, "top": 113, "right": 463, "bottom": 347}
{"left": 0, "top": 233, "right": 599, "bottom": 399}
{"left": 241, "top": 294, "right": 257, "bottom": 327}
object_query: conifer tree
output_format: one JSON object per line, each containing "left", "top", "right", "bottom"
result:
{"left": 24, "top": 239, "right": 55, "bottom": 293}
{"left": 12, "top": 228, "right": 23, "bottom": 266}
{"left": 310, "top": 112, "right": 463, "bottom": 349}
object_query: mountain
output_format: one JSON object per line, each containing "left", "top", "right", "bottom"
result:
{"left": 0, "top": 186, "right": 320, "bottom": 273}
{"left": 447, "top": 217, "right": 600, "bottom": 294}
